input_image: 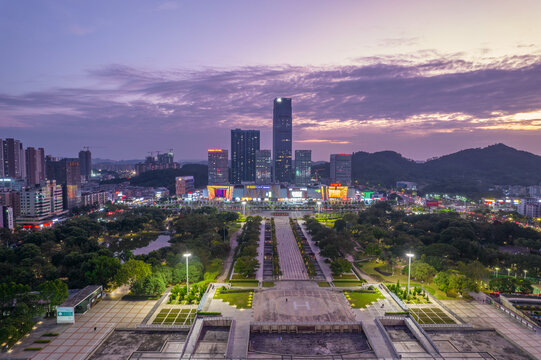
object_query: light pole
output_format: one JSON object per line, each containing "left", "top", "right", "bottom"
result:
{"left": 524, "top": 269, "right": 528, "bottom": 279}
{"left": 183, "top": 253, "right": 192, "bottom": 292}
{"left": 507, "top": 268, "right": 511, "bottom": 277}
{"left": 406, "top": 253, "right": 414, "bottom": 295}
{"left": 495, "top": 267, "right": 499, "bottom": 277}
{"left": 242, "top": 201, "right": 247, "bottom": 216}
{"left": 317, "top": 201, "right": 322, "bottom": 215}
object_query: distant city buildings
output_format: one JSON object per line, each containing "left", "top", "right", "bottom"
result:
{"left": 518, "top": 198, "right": 541, "bottom": 218}
{"left": 330, "top": 154, "right": 352, "bottom": 186}
{"left": 1, "top": 138, "right": 26, "bottom": 179}
{"left": 273, "top": 97, "right": 292, "bottom": 183}
{"left": 231, "top": 129, "right": 260, "bottom": 184}
{"left": 208, "top": 149, "right": 229, "bottom": 185}
{"left": 295, "top": 150, "right": 311, "bottom": 186}
{"left": 255, "top": 150, "right": 272, "bottom": 185}
{"left": 79, "top": 149, "right": 92, "bottom": 181}
{"left": 135, "top": 151, "right": 179, "bottom": 175}
{"left": 18, "top": 180, "right": 65, "bottom": 227}
{"left": 0, "top": 206, "right": 14, "bottom": 230}
{"left": 25, "top": 147, "right": 46, "bottom": 185}
{"left": 46, "top": 157, "right": 81, "bottom": 209}
{"left": 175, "top": 176, "right": 195, "bottom": 197}
{"left": 396, "top": 181, "right": 417, "bottom": 191}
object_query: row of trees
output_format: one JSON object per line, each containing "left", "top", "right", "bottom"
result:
{"left": 234, "top": 216, "right": 261, "bottom": 278}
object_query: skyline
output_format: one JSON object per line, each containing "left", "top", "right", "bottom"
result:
{"left": 1, "top": 0, "right": 541, "bottom": 161}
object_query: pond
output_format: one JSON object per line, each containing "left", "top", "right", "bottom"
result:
{"left": 132, "top": 235, "right": 172, "bottom": 255}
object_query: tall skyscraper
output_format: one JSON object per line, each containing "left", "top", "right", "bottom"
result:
{"left": 1, "top": 138, "right": 25, "bottom": 179}
{"left": 330, "top": 154, "right": 352, "bottom": 186}
{"left": 295, "top": 150, "right": 312, "bottom": 186}
{"left": 46, "top": 158, "right": 81, "bottom": 209}
{"left": 26, "top": 147, "right": 46, "bottom": 185}
{"left": 255, "top": 150, "right": 272, "bottom": 184}
{"left": 79, "top": 149, "right": 92, "bottom": 181}
{"left": 208, "top": 149, "right": 229, "bottom": 185}
{"left": 273, "top": 97, "right": 292, "bottom": 183}
{"left": 230, "top": 129, "right": 260, "bottom": 184}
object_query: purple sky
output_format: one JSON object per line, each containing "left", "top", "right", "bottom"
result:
{"left": 1, "top": 0, "right": 541, "bottom": 161}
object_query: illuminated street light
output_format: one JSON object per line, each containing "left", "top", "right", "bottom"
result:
{"left": 524, "top": 269, "right": 528, "bottom": 279}
{"left": 507, "top": 268, "right": 511, "bottom": 277}
{"left": 406, "top": 253, "right": 414, "bottom": 295}
{"left": 183, "top": 253, "right": 192, "bottom": 292}
{"left": 241, "top": 201, "right": 247, "bottom": 216}
{"left": 495, "top": 267, "right": 499, "bottom": 277}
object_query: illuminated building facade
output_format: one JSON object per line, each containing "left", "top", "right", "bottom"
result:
{"left": 175, "top": 176, "right": 195, "bottom": 196}
{"left": 231, "top": 129, "right": 260, "bottom": 184}
{"left": 255, "top": 150, "right": 272, "bottom": 184}
{"left": 273, "top": 97, "right": 292, "bottom": 183}
{"left": 207, "top": 185, "right": 234, "bottom": 200}
{"left": 243, "top": 184, "right": 281, "bottom": 200}
{"left": 295, "top": 150, "right": 311, "bottom": 186}
{"left": 330, "top": 154, "right": 352, "bottom": 186}
{"left": 208, "top": 149, "right": 229, "bottom": 185}
{"left": 321, "top": 184, "right": 349, "bottom": 201}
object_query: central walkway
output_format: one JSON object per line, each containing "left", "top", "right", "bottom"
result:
{"left": 274, "top": 217, "right": 309, "bottom": 280}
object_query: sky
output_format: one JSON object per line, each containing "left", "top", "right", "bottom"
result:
{"left": 1, "top": 0, "right": 541, "bottom": 161}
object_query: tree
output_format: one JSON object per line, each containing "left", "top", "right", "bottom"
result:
{"left": 410, "top": 262, "right": 436, "bottom": 282}
{"left": 489, "top": 277, "right": 517, "bottom": 293}
{"left": 434, "top": 271, "right": 451, "bottom": 293}
{"left": 330, "top": 259, "right": 352, "bottom": 275}
{"left": 130, "top": 274, "right": 166, "bottom": 296}
{"left": 114, "top": 259, "right": 151, "bottom": 287}
{"left": 83, "top": 256, "right": 121, "bottom": 289}
{"left": 234, "top": 256, "right": 259, "bottom": 278}
{"left": 38, "top": 279, "right": 68, "bottom": 316}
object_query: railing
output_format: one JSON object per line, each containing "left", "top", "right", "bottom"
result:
{"left": 379, "top": 283, "right": 409, "bottom": 312}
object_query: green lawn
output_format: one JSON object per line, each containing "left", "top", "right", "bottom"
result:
{"left": 262, "top": 281, "right": 274, "bottom": 287}
{"left": 214, "top": 289, "right": 253, "bottom": 309}
{"left": 318, "top": 281, "right": 331, "bottom": 287}
{"left": 333, "top": 274, "right": 359, "bottom": 280}
{"left": 343, "top": 290, "right": 384, "bottom": 308}
{"left": 231, "top": 274, "right": 256, "bottom": 280}
{"left": 229, "top": 280, "right": 259, "bottom": 287}
{"left": 152, "top": 307, "right": 196, "bottom": 325}
{"left": 333, "top": 280, "right": 365, "bottom": 287}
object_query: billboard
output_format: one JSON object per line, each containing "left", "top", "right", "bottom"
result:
{"left": 56, "top": 306, "right": 75, "bottom": 324}
{"left": 321, "top": 185, "right": 348, "bottom": 201}
{"left": 207, "top": 186, "right": 234, "bottom": 200}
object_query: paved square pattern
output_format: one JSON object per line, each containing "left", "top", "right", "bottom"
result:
{"left": 253, "top": 287, "right": 355, "bottom": 323}
{"left": 31, "top": 299, "right": 156, "bottom": 360}
{"left": 152, "top": 307, "right": 196, "bottom": 325}
{"left": 274, "top": 217, "right": 309, "bottom": 280}
{"left": 408, "top": 307, "right": 456, "bottom": 324}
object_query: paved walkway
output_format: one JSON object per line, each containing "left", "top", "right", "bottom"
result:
{"left": 298, "top": 219, "right": 333, "bottom": 282}
{"left": 442, "top": 299, "right": 541, "bottom": 359}
{"left": 256, "top": 220, "right": 265, "bottom": 283}
{"left": 217, "top": 224, "right": 243, "bottom": 282}
{"left": 31, "top": 298, "right": 156, "bottom": 360}
{"left": 274, "top": 217, "right": 309, "bottom": 280}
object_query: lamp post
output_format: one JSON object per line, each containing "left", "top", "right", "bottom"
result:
{"left": 406, "top": 253, "right": 414, "bottom": 295}
{"left": 317, "top": 201, "right": 322, "bottom": 215}
{"left": 507, "top": 268, "right": 511, "bottom": 277}
{"left": 524, "top": 269, "right": 528, "bottom": 279}
{"left": 241, "top": 201, "right": 247, "bottom": 216}
{"left": 183, "top": 253, "right": 192, "bottom": 292}
{"left": 495, "top": 267, "right": 499, "bottom": 277}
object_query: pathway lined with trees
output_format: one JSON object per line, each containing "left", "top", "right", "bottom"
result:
{"left": 274, "top": 217, "right": 309, "bottom": 280}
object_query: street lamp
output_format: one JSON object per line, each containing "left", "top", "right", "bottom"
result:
{"left": 317, "top": 201, "right": 322, "bottom": 214}
{"left": 507, "top": 268, "right": 511, "bottom": 277}
{"left": 524, "top": 269, "right": 528, "bottom": 279}
{"left": 241, "top": 201, "right": 247, "bottom": 216}
{"left": 183, "top": 253, "right": 192, "bottom": 292}
{"left": 406, "top": 253, "right": 414, "bottom": 295}
{"left": 495, "top": 267, "right": 499, "bottom": 277}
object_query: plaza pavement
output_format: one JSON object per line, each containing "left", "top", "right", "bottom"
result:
{"left": 442, "top": 299, "right": 541, "bottom": 359}
{"left": 274, "top": 217, "right": 309, "bottom": 280}
{"left": 298, "top": 219, "right": 334, "bottom": 282}
{"left": 30, "top": 298, "right": 156, "bottom": 360}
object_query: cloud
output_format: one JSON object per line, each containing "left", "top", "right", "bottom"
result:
{"left": 379, "top": 37, "right": 419, "bottom": 47}
{"left": 2, "top": 52, "right": 541, "bottom": 157}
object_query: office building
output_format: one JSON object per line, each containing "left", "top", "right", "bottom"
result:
{"left": 518, "top": 198, "right": 541, "bottom": 218}
{"left": 46, "top": 158, "right": 81, "bottom": 209}
{"left": 0, "top": 190, "right": 21, "bottom": 218}
{"left": 231, "top": 129, "right": 260, "bottom": 184}
{"left": 208, "top": 149, "right": 229, "bottom": 185}
{"left": 79, "top": 149, "right": 92, "bottom": 181}
{"left": 26, "top": 147, "right": 46, "bottom": 185}
{"left": 295, "top": 150, "right": 311, "bottom": 186}
{"left": 81, "top": 191, "right": 108, "bottom": 207}
{"left": 1, "top": 138, "right": 26, "bottom": 179}
{"left": 0, "top": 206, "right": 14, "bottom": 230}
{"left": 18, "top": 180, "right": 64, "bottom": 228}
{"left": 273, "top": 97, "right": 292, "bottom": 183}
{"left": 175, "top": 176, "right": 195, "bottom": 196}
{"left": 330, "top": 154, "right": 352, "bottom": 186}
{"left": 255, "top": 150, "right": 272, "bottom": 184}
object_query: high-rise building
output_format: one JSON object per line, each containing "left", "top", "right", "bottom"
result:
{"left": 255, "top": 150, "right": 272, "bottom": 184}
{"left": 46, "top": 157, "right": 81, "bottom": 209}
{"left": 295, "top": 150, "right": 312, "bottom": 186}
{"left": 330, "top": 154, "right": 352, "bottom": 186}
{"left": 79, "top": 149, "right": 92, "bottom": 181}
{"left": 175, "top": 176, "right": 195, "bottom": 196}
{"left": 134, "top": 151, "right": 179, "bottom": 175}
{"left": 273, "top": 97, "right": 292, "bottom": 183}
{"left": 0, "top": 191, "right": 21, "bottom": 218}
{"left": 231, "top": 129, "right": 260, "bottom": 184}
{"left": 1, "top": 138, "right": 26, "bottom": 179}
{"left": 26, "top": 147, "right": 46, "bottom": 185}
{"left": 0, "top": 206, "right": 14, "bottom": 230}
{"left": 208, "top": 149, "right": 229, "bottom": 185}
